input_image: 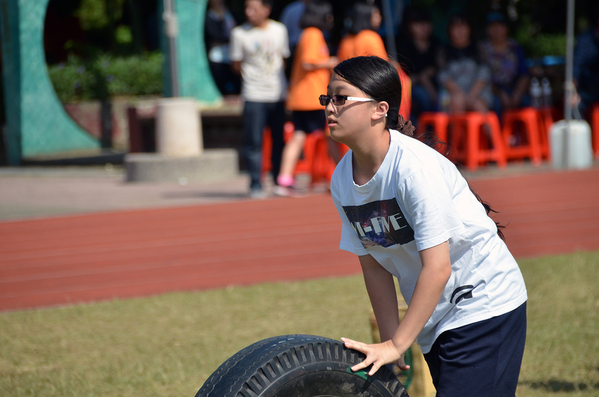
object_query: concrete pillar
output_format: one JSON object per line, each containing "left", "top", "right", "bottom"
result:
{"left": 156, "top": 98, "right": 203, "bottom": 156}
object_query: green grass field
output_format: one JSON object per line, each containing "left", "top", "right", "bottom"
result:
{"left": 1, "top": 250, "right": 598, "bottom": 397}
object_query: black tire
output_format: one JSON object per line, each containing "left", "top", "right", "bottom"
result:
{"left": 195, "top": 334, "right": 409, "bottom": 397}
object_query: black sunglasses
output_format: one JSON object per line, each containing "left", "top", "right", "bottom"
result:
{"left": 319, "top": 94, "right": 375, "bottom": 107}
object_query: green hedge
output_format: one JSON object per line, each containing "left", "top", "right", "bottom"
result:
{"left": 517, "top": 33, "right": 567, "bottom": 59}
{"left": 48, "top": 51, "right": 164, "bottom": 102}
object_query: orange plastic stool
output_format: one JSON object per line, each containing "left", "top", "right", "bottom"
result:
{"left": 590, "top": 103, "right": 599, "bottom": 158}
{"left": 501, "top": 107, "right": 543, "bottom": 165}
{"left": 418, "top": 112, "right": 449, "bottom": 144}
{"left": 447, "top": 112, "right": 507, "bottom": 171}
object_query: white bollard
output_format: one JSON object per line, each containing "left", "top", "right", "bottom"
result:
{"left": 549, "top": 120, "right": 593, "bottom": 169}
{"left": 156, "top": 97, "right": 203, "bottom": 157}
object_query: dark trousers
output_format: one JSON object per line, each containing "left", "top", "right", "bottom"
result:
{"left": 243, "top": 101, "right": 285, "bottom": 190}
{"left": 424, "top": 302, "right": 527, "bottom": 397}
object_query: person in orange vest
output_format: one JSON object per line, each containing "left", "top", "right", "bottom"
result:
{"left": 334, "top": 2, "right": 411, "bottom": 162}
{"left": 275, "top": 1, "right": 338, "bottom": 196}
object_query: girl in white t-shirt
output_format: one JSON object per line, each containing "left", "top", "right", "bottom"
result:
{"left": 322, "top": 56, "right": 527, "bottom": 397}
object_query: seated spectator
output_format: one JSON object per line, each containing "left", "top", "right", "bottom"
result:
{"left": 276, "top": 1, "right": 337, "bottom": 195}
{"left": 396, "top": 7, "right": 441, "bottom": 123}
{"left": 479, "top": 12, "right": 530, "bottom": 116}
{"left": 572, "top": 3, "right": 599, "bottom": 116}
{"left": 204, "top": 0, "right": 240, "bottom": 95}
{"left": 438, "top": 14, "right": 493, "bottom": 114}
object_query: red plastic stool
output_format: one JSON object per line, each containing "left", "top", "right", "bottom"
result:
{"left": 590, "top": 103, "right": 599, "bottom": 158}
{"left": 501, "top": 107, "right": 543, "bottom": 165}
{"left": 309, "top": 130, "right": 336, "bottom": 185}
{"left": 262, "top": 124, "right": 334, "bottom": 185}
{"left": 294, "top": 130, "right": 319, "bottom": 176}
{"left": 447, "top": 111, "right": 507, "bottom": 171}
{"left": 418, "top": 112, "right": 449, "bottom": 144}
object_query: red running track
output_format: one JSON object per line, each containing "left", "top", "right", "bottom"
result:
{"left": 1, "top": 168, "right": 598, "bottom": 312}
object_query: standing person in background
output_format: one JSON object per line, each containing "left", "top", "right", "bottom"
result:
{"left": 572, "top": 3, "right": 599, "bottom": 116}
{"left": 335, "top": 1, "right": 411, "bottom": 162}
{"left": 230, "top": 0, "right": 290, "bottom": 198}
{"left": 396, "top": 8, "right": 441, "bottom": 123}
{"left": 279, "top": 0, "right": 309, "bottom": 78}
{"left": 205, "top": 0, "right": 240, "bottom": 95}
{"left": 479, "top": 12, "right": 530, "bottom": 117}
{"left": 337, "top": 1, "right": 385, "bottom": 62}
{"left": 437, "top": 14, "right": 492, "bottom": 114}
{"left": 276, "top": 1, "right": 338, "bottom": 196}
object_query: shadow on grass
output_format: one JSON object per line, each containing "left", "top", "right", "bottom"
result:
{"left": 521, "top": 379, "right": 599, "bottom": 393}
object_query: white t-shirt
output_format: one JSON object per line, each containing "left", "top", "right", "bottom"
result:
{"left": 331, "top": 129, "right": 527, "bottom": 354}
{"left": 229, "top": 20, "right": 290, "bottom": 102}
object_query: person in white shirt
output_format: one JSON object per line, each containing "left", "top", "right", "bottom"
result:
{"left": 323, "top": 55, "right": 527, "bottom": 397}
{"left": 230, "top": 0, "right": 290, "bottom": 198}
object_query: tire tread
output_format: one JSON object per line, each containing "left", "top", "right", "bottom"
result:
{"left": 195, "top": 334, "right": 408, "bottom": 397}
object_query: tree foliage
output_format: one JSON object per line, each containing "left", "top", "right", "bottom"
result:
{"left": 76, "top": 0, "right": 125, "bottom": 31}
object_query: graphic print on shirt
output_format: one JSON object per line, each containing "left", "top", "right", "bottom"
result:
{"left": 343, "top": 199, "right": 414, "bottom": 248}
{"left": 254, "top": 40, "right": 278, "bottom": 74}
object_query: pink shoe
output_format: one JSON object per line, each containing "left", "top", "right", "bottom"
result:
{"left": 276, "top": 175, "right": 295, "bottom": 187}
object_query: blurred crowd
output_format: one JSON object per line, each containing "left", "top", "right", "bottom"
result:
{"left": 204, "top": 0, "right": 599, "bottom": 197}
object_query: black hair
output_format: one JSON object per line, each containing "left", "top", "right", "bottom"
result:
{"left": 486, "top": 12, "right": 508, "bottom": 26}
{"left": 446, "top": 12, "right": 471, "bottom": 39}
{"left": 347, "top": 2, "right": 375, "bottom": 35}
{"left": 333, "top": 56, "right": 403, "bottom": 131}
{"left": 447, "top": 12, "right": 470, "bottom": 28}
{"left": 300, "top": 1, "right": 333, "bottom": 31}
{"left": 257, "top": 0, "right": 273, "bottom": 7}
{"left": 406, "top": 7, "right": 432, "bottom": 24}
{"left": 444, "top": 13, "right": 482, "bottom": 63}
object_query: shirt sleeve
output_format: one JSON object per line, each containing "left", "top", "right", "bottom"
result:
{"left": 573, "top": 31, "right": 592, "bottom": 82}
{"left": 330, "top": 169, "right": 369, "bottom": 256}
{"left": 338, "top": 207, "right": 369, "bottom": 255}
{"left": 229, "top": 27, "right": 243, "bottom": 62}
{"left": 398, "top": 167, "right": 465, "bottom": 251}
{"left": 515, "top": 44, "right": 529, "bottom": 77}
{"left": 281, "top": 24, "right": 291, "bottom": 59}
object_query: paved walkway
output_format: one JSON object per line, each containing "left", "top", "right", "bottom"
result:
{"left": 0, "top": 166, "right": 253, "bottom": 221}
{"left": 1, "top": 164, "right": 598, "bottom": 312}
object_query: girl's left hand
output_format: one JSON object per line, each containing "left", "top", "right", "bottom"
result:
{"left": 341, "top": 337, "right": 410, "bottom": 376}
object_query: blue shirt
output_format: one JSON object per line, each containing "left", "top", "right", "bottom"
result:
{"left": 280, "top": 1, "right": 305, "bottom": 50}
{"left": 573, "top": 28, "right": 599, "bottom": 90}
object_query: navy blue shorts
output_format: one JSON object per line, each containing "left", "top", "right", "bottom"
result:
{"left": 291, "top": 110, "right": 326, "bottom": 134}
{"left": 424, "top": 302, "right": 527, "bottom": 397}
